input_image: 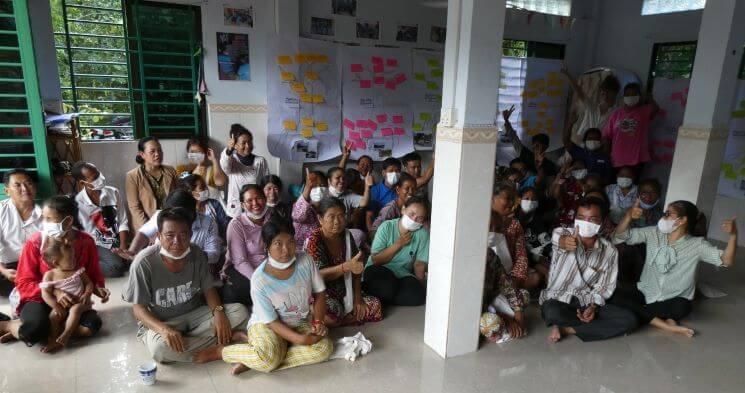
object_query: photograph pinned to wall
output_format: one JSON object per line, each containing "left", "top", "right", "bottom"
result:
{"left": 430, "top": 26, "right": 446, "bottom": 44}
{"left": 396, "top": 25, "right": 418, "bottom": 43}
{"left": 311, "top": 17, "right": 334, "bottom": 36}
{"left": 224, "top": 6, "right": 253, "bottom": 27}
{"left": 266, "top": 37, "right": 342, "bottom": 162}
{"left": 356, "top": 19, "right": 380, "bottom": 40}
{"left": 411, "top": 50, "right": 444, "bottom": 150}
{"left": 217, "top": 32, "right": 250, "bottom": 81}
{"left": 332, "top": 0, "right": 357, "bottom": 16}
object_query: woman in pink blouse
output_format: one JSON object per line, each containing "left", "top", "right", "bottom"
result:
{"left": 291, "top": 170, "right": 328, "bottom": 248}
{"left": 220, "top": 184, "right": 273, "bottom": 306}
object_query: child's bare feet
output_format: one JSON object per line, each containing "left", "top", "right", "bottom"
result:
{"left": 193, "top": 345, "right": 224, "bottom": 363}
{"left": 548, "top": 326, "right": 562, "bottom": 343}
{"left": 230, "top": 363, "right": 249, "bottom": 375}
{"left": 232, "top": 330, "right": 248, "bottom": 343}
{"left": 40, "top": 341, "right": 63, "bottom": 354}
{"left": 56, "top": 331, "right": 73, "bottom": 347}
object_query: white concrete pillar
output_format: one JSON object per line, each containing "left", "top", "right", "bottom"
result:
{"left": 424, "top": 0, "right": 505, "bottom": 358}
{"left": 666, "top": 0, "right": 745, "bottom": 219}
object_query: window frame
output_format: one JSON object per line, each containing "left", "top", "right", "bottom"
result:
{"left": 502, "top": 38, "right": 566, "bottom": 60}
{"left": 646, "top": 41, "right": 697, "bottom": 92}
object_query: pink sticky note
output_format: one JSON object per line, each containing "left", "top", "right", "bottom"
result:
{"left": 356, "top": 119, "right": 368, "bottom": 128}
{"left": 386, "top": 58, "right": 398, "bottom": 67}
{"left": 359, "top": 80, "right": 372, "bottom": 88}
{"left": 367, "top": 120, "right": 378, "bottom": 131}
{"left": 376, "top": 114, "right": 388, "bottom": 123}
{"left": 343, "top": 118, "right": 355, "bottom": 129}
{"left": 354, "top": 139, "right": 366, "bottom": 149}
{"left": 394, "top": 73, "right": 407, "bottom": 84}
{"left": 373, "top": 64, "right": 384, "bottom": 73}
{"left": 381, "top": 128, "right": 394, "bottom": 136}
{"left": 361, "top": 130, "right": 373, "bottom": 138}
{"left": 394, "top": 127, "right": 405, "bottom": 135}
{"left": 374, "top": 76, "right": 385, "bottom": 85}
{"left": 371, "top": 56, "right": 383, "bottom": 64}
{"left": 349, "top": 131, "right": 361, "bottom": 140}
{"left": 350, "top": 64, "right": 364, "bottom": 73}
{"left": 385, "top": 81, "right": 397, "bottom": 90}
{"left": 392, "top": 115, "right": 404, "bottom": 124}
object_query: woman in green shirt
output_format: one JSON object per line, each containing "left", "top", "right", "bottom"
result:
{"left": 611, "top": 200, "right": 738, "bottom": 337}
{"left": 363, "top": 196, "right": 430, "bottom": 306}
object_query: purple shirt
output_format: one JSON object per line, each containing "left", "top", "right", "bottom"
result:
{"left": 371, "top": 200, "right": 401, "bottom": 232}
{"left": 223, "top": 212, "right": 272, "bottom": 280}
{"left": 291, "top": 196, "right": 319, "bottom": 249}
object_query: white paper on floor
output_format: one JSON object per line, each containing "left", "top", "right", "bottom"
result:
{"left": 330, "top": 332, "right": 372, "bottom": 362}
{"left": 698, "top": 282, "right": 728, "bottom": 299}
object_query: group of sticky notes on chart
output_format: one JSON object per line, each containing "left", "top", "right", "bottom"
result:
{"left": 350, "top": 56, "right": 409, "bottom": 91}
{"left": 283, "top": 118, "right": 328, "bottom": 138}
{"left": 276, "top": 54, "right": 329, "bottom": 65}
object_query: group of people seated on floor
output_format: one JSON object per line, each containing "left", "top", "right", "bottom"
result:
{"left": 0, "top": 73, "right": 738, "bottom": 376}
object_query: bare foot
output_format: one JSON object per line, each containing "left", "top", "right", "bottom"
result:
{"left": 0, "top": 332, "right": 17, "bottom": 343}
{"left": 548, "top": 326, "right": 562, "bottom": 343}
{"left": 56, "top": 331, "right": 73, "bottom": 347}
{"left": 669, "top": 324, "right": 695, "bottom": 338}
{"left": 40, "top": 341, "right": 63, "bottom": 354}
{"left": 665, "top": 319, "right": 677, "bottom": 326}
{"left": 232, "top": 330, "right": 248, "bottom": 343}
{"left": 193, "top": 345, "right": 224, "bottom": 363}
{"left": 230, "top": 363, "right": 249, "bottom": 376}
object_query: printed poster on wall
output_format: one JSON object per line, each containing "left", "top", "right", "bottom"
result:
{"left": 519, "top": 58, "right": 569, "bottom": 152}
{"left": 341, "top": 46, "right": 415, "bottom": 160}
{"left": 411, "top": 49, "right": 443, "bottom": 150}
{"left": 717, "top": 80, "right": 745, "bottom": 200}
{"left": 266, "top": 37, "right": 342, "bottom": 162}
{"left": 645, "top": 77, "right": 689, "bottom": 192}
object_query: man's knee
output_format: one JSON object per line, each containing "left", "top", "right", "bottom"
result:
{"left": 540, "top": 301, "right": 564, "bottom": 325}
{"left": 223, "top": 303, "right": 249, "bottom": 329}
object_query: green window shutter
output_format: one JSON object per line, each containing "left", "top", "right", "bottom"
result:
{"left": 502, "top": 39, "right": 566, "bottom": 60}
{"left": 0, "top": 0, "right": 53, "bottom": 198}
{"left": 647, "top": 41, "right": 697, "bottom": 91}
{"left": 128, "top": 0, "right": 201, "bottom": 139}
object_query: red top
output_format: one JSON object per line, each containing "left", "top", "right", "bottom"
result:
{"left": 15, "top": 230, "right": 105, "bottom": 313}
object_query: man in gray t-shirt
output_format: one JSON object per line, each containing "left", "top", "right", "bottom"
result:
{"left": 122, "top": 208, "right": 248, "bottom": 363}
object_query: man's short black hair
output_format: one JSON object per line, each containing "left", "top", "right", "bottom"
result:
{"left": 3, "top": 168, "right": 34, "bottom": 186}
{"left": 576, "top": 196, "right": 608, "bottom": 220}
{"left": 157, "top": 207, "right": 194, "bottom": 232}
{"left": 531, "top": 133, "right": 550, "bottom": 147}
{"left": 401, "top": 152, "right": 422, "bottom": 166}
{"left": 382, "top": 157, "right": 401, "bottom": 171}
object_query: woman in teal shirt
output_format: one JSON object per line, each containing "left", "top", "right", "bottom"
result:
{"left": 363, "top": 196, "right": 429, "bottom": 306}
{"left": 611, "top": 200, "right": 738, "bottom": 337}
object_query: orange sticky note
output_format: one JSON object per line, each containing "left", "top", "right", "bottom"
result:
{"left": 276, "top": 56, "right": 292, "bottom": 65}
{"left": 301, "top": 117, "right": 314, "bottom": 127}
{"left": 282, "top": 120, "right": 297, "bottom": 131}
{"left": 300, "top": 128, "right": 313, "bottom": 138}
{"left": 316, "top": 54, "right": 329, "bottom": 63}
{"left": 316, "top": 122, "right": 328, "bottom": 131}
{"left": 300, "top": 93, "right": 313, "bottom": 103}
{"left": 305, "top": 71, "right": 319, "bottom": 80}
{"left": 281, "top": 72, "right": 295, "bottom": 81}
{"left": 312, "top": 94, "right": 324, "bottom": 104}
{"left": 294, "top": 54, "right": 307, "bottom": 63}
{"left": 291, "top": 82, "right": 306, "bottom": 93}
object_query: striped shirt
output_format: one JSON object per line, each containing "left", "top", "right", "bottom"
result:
{"left": 614, "top": 226, "right": 723, "bottom": 303}
{"left": 539, "top": 227, "right": 618, "bottom": 307}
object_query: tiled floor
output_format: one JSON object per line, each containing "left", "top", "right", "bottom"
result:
{"left": 1, "top": 256, "right": 744, "bottom": 393}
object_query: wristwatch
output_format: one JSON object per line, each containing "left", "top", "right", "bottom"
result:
{"left": 211, "top": 305, "right": 225, "bottom": 316}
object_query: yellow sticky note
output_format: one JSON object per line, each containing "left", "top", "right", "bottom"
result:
{"left": 412, "top": 123, "right": 423, "bottom": 131}
{"left": 316, "top": 122, "right": 328, "bottom": 131}
{"left": 300, "top": 93, "right": 313, "bottom": 103}
{"left": 312, "top": 94, "right": 325, "bottom": 104}
{"left": 281, "top": 72, "right": 296, "bottom": 81}
{"left": 305, "top": 71, "right": 319, "bottom": 81}
{"left": 301, "top": 117, "right": 314, "bottom": 127}
{"left": 316, "top": 54, "right": 329, "bottom": 63}
{"left": 547, "top": 89, "right": 563, "bottom": 97}
{"left": 276, "top": 55, "right": 292, "bottom": 65}
{"left": 282, "top": 120, "right": 297, "bottom": 131}
{"left": 300, "top": 128, "right": 314, "bottom": 138}
{"left": 294, "top": 54, "right": 307, "bottom": 63}
{"left": 291, "top": 82, "right": 306, "bottom": 93}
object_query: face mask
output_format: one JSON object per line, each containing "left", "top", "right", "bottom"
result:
{"left": 657, "top": 218, "right": 679, "bottom": 234}
{"left": 160, "top": 245, "right": 191, "bottom": 260}
{"left": 401, "top": 214, "right": 422, "bottom": 231}
{"left": 386, "top": 172, "right": 400, "bottom": 186}
{"left": 520, "top": 199, "right": 539, "bottom": 214}
{"left": 87, "top": 174, "right": 106, "bottom": 191}
{"left": 585, "top": 140, "right": 602, "bottom": 151}
{"left": 267, "top": 255, "right": 296, "bottom": 270}
{"left": 328, "top": 185, "right": 343, "bottom": 197}
{"left": 571, "top": 169, "right": 587, "bottom": 180}
{"left": 266, "top": 201, "right": 277, "bottom": 207}
{"left": 310, "top": 187, "right": 328, "bottom": 202}
{"left": 574, "top": 219, "right": 601, "bottom": 238}
{"left": 487, "top": 232, "right": 497, "bottom": 248}
{"left": 245, "top": 205, "right": 268, "bottom": 220}
{"left": 195, "top": 190, "right": 209, "bottom": 202}
{"left": 617, "top": 177, "right": 633, "bottom": 188}
{"left": 640, "top": 199, "right": 659, "bottom": 210}
{"left": 187, "top": 152, "right": 205, "bottom": 165}
{"left": 623, "top": 96, "right": 640, "bottom": 106}
{"left": 42, "top": 216, "right": 72, "bottom": 239}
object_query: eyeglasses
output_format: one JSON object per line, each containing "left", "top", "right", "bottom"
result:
{"left": 662, "top": 211, "right": 677, "bottom": 218}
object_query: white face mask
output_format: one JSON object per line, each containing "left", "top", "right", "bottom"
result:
{"left": 328, "top": 185, "right": 343, "bottom": 197}
{"left": 386, "top": 172, "right": 400, "bottom": 186}
{"left": 160, "top": 245, "right": 191, "bottom": 260}
{"left": 623, "top": 95, "right": 640, "bottom": 106}
{"left": 657, "top": 217, "right": 679, "bottom": 234}
{"left": 267, "top": 255, "right": 296, "bottom": 270}
{"left": 187, "top": 152, "right": 205, "bottom": 165}
{"left": 571, "top": 169, "right": 587, "bottom": 180}
{"left": 585, "top": 140, "right": 602, "bottom": 151}
{"left": 487, "top": 231, "right": 497, "bottom": 248}
{"left": 245, "top": 205, "right": 268, "bottom": 220}
{"left": 42, "top": 216, "right": 72, "bottom": 239}
{"left": 574, "top": 219, "right": 601, "bottom": 238}
{"left": 87, "top": 174, "right": 106, "bottom": 191}
{"left": 195, "top": 190, "right": 209, "bottom": 202}
{"left": 310, "top": 187, "right": 328, "bottom": 203}
{"left": 266, "top": 201, "right": 277, "bottom": 207}
{"left": 401, "top": 214, "right": 422, "bottom": 231}
{"left": 640, "top": 199, "right": 659, "bottom": 210}
{"left": 520, "top": 199, "right": 539, "bottom": 214}
{"left": 617, "top": 177, "right": 633, "bottom": 188}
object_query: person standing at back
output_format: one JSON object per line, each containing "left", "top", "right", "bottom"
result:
{"left": 220, "top": 124, "right": 270, "bottom": 218}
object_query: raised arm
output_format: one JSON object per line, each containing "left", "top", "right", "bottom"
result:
{"left": 502, "top": 105, "right": 525, "bottom": 156}
{"left": 358, "top": 174, "right": 374, "bottom": 208}
{"left": 416, "top": 157, "right": 435, "bottom": 189}
{"left": 339, "top": 145, "right": 351, "bottom": 169}
{"left": 560, "top": 65, "right": 588, "bottom": 103}
{"left": 207, "top": 148, "right": 228, "bottom": 187}
{"left": 721, "top": 216, "right": 738, "bottom": 267}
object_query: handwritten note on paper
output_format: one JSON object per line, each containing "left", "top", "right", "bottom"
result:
{"left": 300, "top": 93, "right": 313, "bottom": 103}
{"left": 376, "top": 114, "right": 388, "bottom": 123}
{"left": 394, "top": 127, "right": 405, "bottom": 135}
{"left": 291, "top": 82, "right": 306, "bottom": 93}
{"left": 368, "top": 120, "right": 378, "bottom": 130}
{"left": 394, "top": 73, "right": 407, "bottom": 84}
{"left": 301, "top": 117, "right": 314, "bottom": 127}
{"left": 343, "top": 118, "right": 355, "bottom": 129}
{"left": 385, "top": 81, "right": 397, "bottom": 90}
{"left": 361, "top": 130, "right": 373, "bottom": 138}
{"left": 283, "top": 120, "right": 297, "bottom": 131}
{"left": 304, "top": 71, "right": 319, "bottom": 80}
{"left": 374, "top": 76, "right": 385, "bottom": 85}
{"left": 354, "top": 139, "right": 366, "bottom": 150}
{"left": 392, "top": 115, "right": 404, "bottom": 124}
{"left": 356, "top": 119, "right": 368, "bottom": 128}
{"left": 276, "top": 56, "right": 293, "bottom": 65}
{"left": 373, "top": 64, "right": 384, "bottom": 73}
{"left": 381, "top": 128, "right": 394, "bottom": 136}
{"left": 316, "top": 122, "right": 329, "bottom": 131}
{"left": 350, "top": 64, "right": 364, "bottom": 73}
{"left": 300, "top": 128, "right": 314, "bottom": 138}
{"left": 281, "top": 72, "right": 295, "bottom": 81}
{"left": 359, "top": 80, "right": 372, "bottom": 89}
{"left": 349, "top": 131, "right": 361, "bottom": 140}
{"left": 312, "top": 94, "right": 325, "bottom": 104}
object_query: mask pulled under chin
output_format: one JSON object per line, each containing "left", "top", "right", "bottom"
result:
{"left": 328, "top": 185, "right": 343, "bottom": 197}
{"left": 267, "top": 255, "right": 296, "bottom": 270}
{"left": 245, "top": 206, "right": 268, "bottom": 220}
{"left": 160, "top": 246, "right": 191, "bottom": 260}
